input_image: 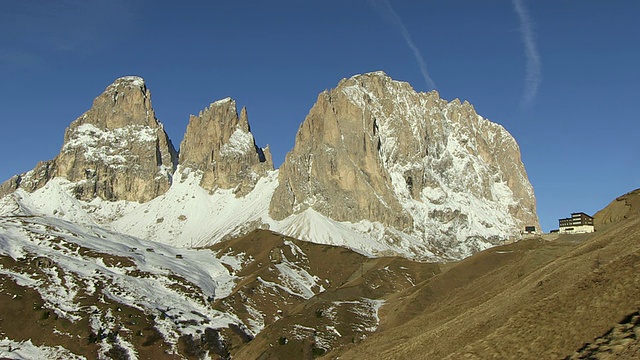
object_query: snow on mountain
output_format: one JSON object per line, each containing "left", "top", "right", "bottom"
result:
{"left": 275, "top": 207, "right": 438, "bottom": 259}
{"left": 0, "top": 72, "right": 546, "bottom": 358}
{"left": 0, "top": 215, "right": 239, "bottom": 334}
{"left": 0, "top": 71, "right": 539, "bottom": 262}
{"left": 109, "top": 167, "right": 276, "bottom": 248}
{"left": 2, "top": 210, "right": 382, "bottom": 357}
{"left": 0, "top": 339, "right": 86, "bottom": 360}
{"left": 270, "top": 71, "right": 538, "bottom": 258}
{"left": 177, "top": 98, "right": 273, "bottom": 197}
{"left": 0, "top": 76, "right": 178, "bottom": 204}
{"left": 0, "top": 167, "right": 439, "bottom": 260}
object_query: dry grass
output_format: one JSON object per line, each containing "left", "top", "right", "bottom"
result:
{"left": 332, "top": 189, "right": 640, "bottom": 360}
{"left": 595, "top": 188, "right": 640, "bottom": 230}
{"left": 212, "top": 231, "right": 440, "bottom": 360}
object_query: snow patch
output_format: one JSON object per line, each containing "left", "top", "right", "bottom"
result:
{"left": 221, "top": 128, "right": 254, "bottom": 156}
{"left": 273, "top": 251, "right": 323, "bottom": 299}
{"left": 62, "top": 123, "right": 158, "bottom": 168}
{"left": 0, "top": 339, "right": 85, "bottom": 360}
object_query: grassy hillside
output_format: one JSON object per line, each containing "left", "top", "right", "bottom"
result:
{"left": 210, "top": 231, "right": 440, "bottom": 359}
{"left": 331, "top": 188, "right": 640, "bottom": 359}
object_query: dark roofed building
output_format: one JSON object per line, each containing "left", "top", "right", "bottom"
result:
{"left": 559, "top": 212, "right": 594, "bottom": 234}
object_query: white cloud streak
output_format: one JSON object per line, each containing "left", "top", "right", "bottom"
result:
{"left": 369, "top": 0, "right": 436, "bottom": 90}
{"left": 512, "top": 0, "right": 541, "bottom": 108}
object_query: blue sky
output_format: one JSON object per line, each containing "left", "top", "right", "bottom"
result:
{"left": 0, "top": 0, "right": 638, "bottom": 232}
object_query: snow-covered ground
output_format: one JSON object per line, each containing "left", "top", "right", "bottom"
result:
{"left": 1, "top": 211, "right": 372, "bottom": 357}
{"left": 0, "top": 216, "right": 241, "bottom": 341}
{"left": 0, "top": 338, "right": 86, "bottom": 360}
{"left": 0, "top": 164, "right": 500, "bottom": 262}
{"left": 0, "top": 162, "right": 510, "bottom": 260}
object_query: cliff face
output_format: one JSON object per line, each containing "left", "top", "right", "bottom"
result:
{"left": 0, "top": 76, "right": 178, "bottom": 202}
{"left": 0, "top": 72, "right": 539, "bottom": 260}
{"left": 0, "top": 78, "right": 274, "bottom": 203}
{"left": 270, "top": 71, "right": 539, "bottom": 256}
{"left": 178, "top": 98, "right": 273, "bottom": 196}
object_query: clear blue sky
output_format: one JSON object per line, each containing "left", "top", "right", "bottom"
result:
{"left": 1, "top": 1, "right": 638, "bottom": 232}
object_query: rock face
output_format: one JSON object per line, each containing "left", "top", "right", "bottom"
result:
{"left": 0, "top": 160, "right": 55, "bottom": 198}
{"left": 178, "top": 98, "right": 273, "bottom": 196}
{"left": 270, "top": 71, "right": 539, "bottom": 255}
{"left": 0, "top": 72, "right": 540, "bottom": 260}
{"left": 0, "top": 76, "right": 178, "bottom": 202}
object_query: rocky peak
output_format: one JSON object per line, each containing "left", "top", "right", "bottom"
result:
{"left": 0, "top": 76, "right": 178, "bottom": 202}
{"left": 84, "top": 76, "right": 153, "bottom": 129}
{"left": 270, "top": 71, "right": 539, "bottom": 257}
{"left": 178, "top": 98, "right": 273, "bottom": 196}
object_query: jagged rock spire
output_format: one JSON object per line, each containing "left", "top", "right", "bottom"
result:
{"left": 0, "top": 76, "right": 178, "bottom": 202}
{"left": 178, "top": 97, "right": 273, "bottom": 196}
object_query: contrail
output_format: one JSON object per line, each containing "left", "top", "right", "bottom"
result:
{"left": 512, "top": 0, "right": 541, "bottom": 107}
{"left": 369, "top": 0, "right": 436, "bottom": 90}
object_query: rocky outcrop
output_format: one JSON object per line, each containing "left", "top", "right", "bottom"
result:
{"left": 0, "top": 160, "right": 55, "bottom": 198}
{"left": 0, "top": 76, "right": 178, "bottom": 202}
{"left": 0, "top": 71, "right": 540, "bottom": 259}
{"left": 270, "top": 71, "right": 539, "bottom": 254}
{"left": 178, "top": 98, "right": 273, "bottom": 196}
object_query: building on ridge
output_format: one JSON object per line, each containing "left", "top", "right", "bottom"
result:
{"left": 522, "top": 226, "right": 538, "bottom": 236}
{"left": 558, "top": 212, "right": 594, "bottom": 234}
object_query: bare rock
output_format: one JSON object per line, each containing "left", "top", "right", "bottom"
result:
{"left": 178, "top": 98, "right": 273, "bottom": 196}
{"left": 270, "top": 71, "right": 539, "bottom": 254}
{"left": 1, "top": 76, "right": 178, "bottom": 202}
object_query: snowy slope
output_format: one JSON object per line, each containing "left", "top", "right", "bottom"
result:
{"left": 0, "top": 166, "right": 446, "bottom": 260}
{"left": 0, "top": 216, "right": 240, "bottom": 351}
{"left": 0, "top": 339, "right": 86, "bottom": 360}
{"left": 0, "top": 211, "right": 405, "bottom": 357}
{"left": 110, "top": 167, "right": 277, "bottom": 248}
{"left": 2, "top": 213, "right": 384, "bottom": 357}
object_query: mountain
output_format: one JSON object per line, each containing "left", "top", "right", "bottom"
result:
{"left": 0, "top": 71, "right": 537, "bottom": 261}
{"left": 178, "top": 98, "right": 273, "bottom": 197}
{"left": 1, "top": 72, "right": 637, "bottom": 359}
{"left": 0, "top": 76, "right": 178, "bottom": 203}
{"left": 271, "top": 72, "right": 538, "bottom": 258}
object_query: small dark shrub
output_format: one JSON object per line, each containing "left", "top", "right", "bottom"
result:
{"left": 312, "top": 346, "right": 326, "bottom": 356}
{"left": 106, "top": 344, "right": 130, "bottom": 360}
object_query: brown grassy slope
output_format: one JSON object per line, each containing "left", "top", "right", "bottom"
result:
{"left": 333, "top": 190, "right": 640, "bottom": 359}
{"left": 595, "top": 188, "right": 640, "bottom": 230}
{"left": 213, "top": 231, "right": 440, "bottom": 360}
{"left": 232, "top": 256, "right": 440, "bottom": 360}
{"left": 566, "top": 310, "right": 640, "bottom": 359}
{"left": 207, "top": 230, "right": 373, "bottom": 339}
